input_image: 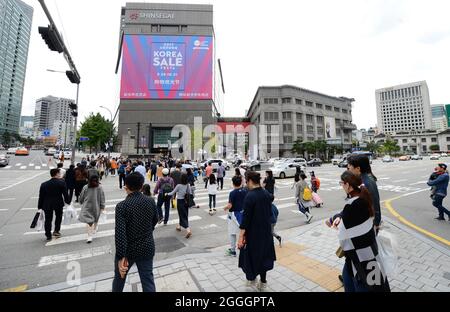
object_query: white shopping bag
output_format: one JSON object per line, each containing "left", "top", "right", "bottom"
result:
{"left": 36, "top": 210, "right": 45, "bottom": 232}
{"left": 63, "top": 204, "right": 78, "bottom": 225}
{"left": 99, "top": 211, "right": 107, "bottom": 224}
{"left": 376, "top": 230, "right": 399, "bottom": 279}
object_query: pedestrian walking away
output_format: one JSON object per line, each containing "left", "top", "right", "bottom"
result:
{"left": 427, "top": 163, "right": 450, "bottom": 221}
{"left": 326, "top": 171, "right": 390, "bottom": 292}
{"left": 237, "top": 171, "right": 276, "bottom": 291}
{"left": 57, "top": 163, "right": 66, "bottom": 179}
{"left": 270, "top": 196, "right": 282, "bottom": 247}
{"left": 166, "top": 174, "right": 192, "bottom": 239}
{"left": 294, "top": 173, "right": 314, "bottom": 223}
{"left": 204, "top": 163, "right": 213, "bottom": 189}
{"left": 112, "top": 173, "right": 159, "bottom": 292}
{"left": 38, "top": 169, "right": 71, "bottom": 241}
{"left": 118, "top": 161, "right": 127, "bottom": 189}
{"left": 65, "top": 165, "right": 76, "bottom": 204}
{"left": 224, "top": 176, "right": 247, "bottom": 257}
{"left": 217, "top": 162, "right": 225, "bottom": 190}
{"left": 78, "top": 175, "right": 106, "bottom": 243}
{"left": 153, "top": 168, "right": 174, "bottom": 225}
{"left": 74, "top": 164, "right": 88, "bottom": 203}
{"left": 263, "top": 170, "right": 275, "bottom": 196}
{"left": 208, "top": 174, "right": 218, "bottom": 215}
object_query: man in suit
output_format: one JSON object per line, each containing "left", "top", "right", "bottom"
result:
{"left": 38, "top": 169, "right": 70, "bottom": 241}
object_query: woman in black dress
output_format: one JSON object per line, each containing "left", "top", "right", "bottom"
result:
{"left": 238, "top": 171, "right": 276, "bottom": 290}
{"left": 263, "top": 170, "right": 275, "bottom": 196}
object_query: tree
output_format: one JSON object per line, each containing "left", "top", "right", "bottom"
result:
{"left": 430, "top": 145, "right": 440, "bottom": 152}
{"left": 291, "top": 139, "right": 304, "bottom": 156}
{"left": 381, "top": 139, "right": 400, "bottom": 155}
{"left": 366, "top": 141, "right": 381, "bottom": 154}
{"left": 79, "top": 113, "right": 114, "bottom": 153}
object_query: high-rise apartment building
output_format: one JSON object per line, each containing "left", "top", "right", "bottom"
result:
{"left": 0, "top": 0, "right": 33, "bottom": 141}
{"left": 376, "top": 81, "right": 432, "bottom": 134}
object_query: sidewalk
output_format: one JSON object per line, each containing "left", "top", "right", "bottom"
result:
{"left": 28, "top": 216, "right": 450, "bottom": 293}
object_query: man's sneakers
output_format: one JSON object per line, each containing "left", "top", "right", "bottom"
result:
{"left": 53, "top": 232, "right": 61, "bottom": 238}
{"left": 305, "top": 212, "right": 314, "bottom": 224}
{"left": 225, "top": 249, "right": 237, "bottom": 257}
{"left": 435, "top": 216, "right": 446, "bottom": 221}
{"left": 46, "top": 236, "right": 52, "bottom": 242}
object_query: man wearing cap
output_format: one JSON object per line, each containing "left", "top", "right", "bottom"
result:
{"left": 427, "top": 163, "right": 450, "bottom": 221}
{"left": 154, "top": 168, "right": 175, "bottom": 225}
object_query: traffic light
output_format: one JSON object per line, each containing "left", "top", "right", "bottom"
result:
{"left": 66, "top": 71, "right": 80, "bottom": 84}
{"left": 38, "top": 26, "right": 64, "bottom": 53}
{"left": 71, "top": 111, "right": 78, "bottom": 118}
{"left": 68, "top": 102, "right": 77, "bottom": 111}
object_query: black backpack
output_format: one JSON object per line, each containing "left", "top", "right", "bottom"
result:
{"left": 161, "top": 179, "right": 173, "bottom": 196}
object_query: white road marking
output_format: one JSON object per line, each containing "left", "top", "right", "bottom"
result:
{"left": 393, "top": 179, "right": 408, "bottom": 183}
{"left": 22, "top": 208, "right": 37, "bottom": 211}
{"left": 199, "top": 224, "right": 219, "bottom": 230}
{"left": 379, "top": 178, "right": 391, "bottom": 181}
{"left": 0, "top": 171, "right": 47, "bottom": 192}
{"left": 42, "top": 164, "right": 47, "bottom": 167}
{"left": 409, "top": 181, "right": 427, "bottom": 186}
{"left": 15, "top": 164, "right": 22, "bottom": 167}
{"left": 35, "top": 166, "right": 41, "bottom": 170}
{"left": 4, "top": 166, "right": 11, "bottom": 169}
{"left": 0, "top": 198, "right": 15, "bottom": 201}
{"left": 38, "top": 245, "right": 112, "bottom": 267}
{"left": 29, "top": 164, "right": 34, "bottom": 167}
{"left": 20, "top": 166, "right": 27, "bottom": 170}
{"left": 45, "top": 216, "right": 203, "bottom": 246}
{"left": 0, "top": 209, "right": 8, "bottom": 212}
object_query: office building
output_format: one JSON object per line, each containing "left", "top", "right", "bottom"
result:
{"left": 0, "top": 0, "right": 33, "bottom": 141}
{"left": 246, "top": 85, "right": 356, "bottom": 157}
{"left": 431, "top": 104, "right": 448, "bottom": 132}
{"left": 376, "top": 81, "right": 432, "bottom": 134}
{"left": 19, "top": 115, "right": 33, "bottom": 137}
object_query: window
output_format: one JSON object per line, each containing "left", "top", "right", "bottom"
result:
{"left": 316, "top": 103, "right": 323, "bottom": 109}
{"left": 295, "top": 99, "right": 302, "bottom": 105}
{"left": 325, "top": 105, "right": 332, "bottom": 111}
{"left": 296, "top": 113, "right": 303, "bottom": 121}
{"left": 297, "top": 125, "right": 303, "bottom": 133}
{"left": 316, "top": 116, "right": 324, "bottom": 124}
{"left": 282, "top": 112, "right": 292, "bottom": 120}
{"left": 431, "top": 138, "right": 437, "bottom": 143}
{"left": 306, "top": 114, "right": 314, "bottom": 123}
{"left": 317, "top": 127, "right": 324, "bottom": 135}
{"left": 305, "top": 101, "right": 313, "bottom": 107}
{"left": 264, "top": 98, "right": 279, "bottom": 104}
{"left": 334, "top": 107, "right": 340, "bottom": 113}
{"left": 282, "top": 98, "right": 292, "bottom": 104}
{"left": 283, "top": 124, "right": 292, "bottom": 132}
{"left": 307, "top": 125, "right": 314, "bottom": 134}
{"left": 264, "top": 112, "right": 279, "bottom": 121}
{"left": 447, "top": 137, "right": 450, "bottom": 142}
{"left": 422, "top": 138, "right": 427, "bottom": 143}
{"left": 284, "top": 136, "right": 293, "bottom": 144}
{"left": 342, "top": 109, "right": 348, "bottom": 114}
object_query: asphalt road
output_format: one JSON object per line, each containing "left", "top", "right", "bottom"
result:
{"left": 0, "top": 151, "right": 449, "bottom": 290}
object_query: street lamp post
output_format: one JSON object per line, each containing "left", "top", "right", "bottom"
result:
{"left": 100, "top": 106, "right": 113, "bottom": 159}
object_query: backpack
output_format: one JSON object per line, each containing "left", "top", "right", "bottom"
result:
{"left": 118, "top": 166, "right": 125, "bottom": 175}
{"left": 303, "top": 186, "right": 313, "bottom": 201}
{"left": 315, "top": 178, "right": 321, "bottom": 190}
{"left": 161, "top": 179, "right": 173, "bottom": 196}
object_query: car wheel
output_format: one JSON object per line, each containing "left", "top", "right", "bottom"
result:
{"left": 280, "top": 172, "right": 286, "bottom": 179}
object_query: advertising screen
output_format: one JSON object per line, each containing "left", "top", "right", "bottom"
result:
{"left": 325, "top": 117, "right": 337, "bottom": 140}
{"left": 121, "top": 35, "right": 213, "bottom": 100}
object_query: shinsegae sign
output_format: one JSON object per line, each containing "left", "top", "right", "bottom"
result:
{"left": 129, "top": 11, "right": 175, "bottom": 20}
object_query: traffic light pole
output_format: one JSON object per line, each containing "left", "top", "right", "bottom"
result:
{"left": 71, "top": 83, "right": 79, "bottom": 166}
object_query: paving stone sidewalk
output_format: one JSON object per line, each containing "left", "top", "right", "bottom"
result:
{"left": 29, "top": 216, "right": 450, "bottom": 292}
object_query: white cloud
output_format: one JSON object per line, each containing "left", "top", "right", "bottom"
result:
{"left": 19, "top": 0, "right": 450, "bottom": 130}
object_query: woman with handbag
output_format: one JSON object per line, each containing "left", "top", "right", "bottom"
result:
{"left": 237, "top": 171, "right": 276, "bottom": 291}
{"left": 166, "top": 174, "right": 192, "bottom": 239}
{"left": 78, "top": 175, "right": 106, "bottom": 243}
{"left": 326, "top": 171, "right": 390, "bottom": 292}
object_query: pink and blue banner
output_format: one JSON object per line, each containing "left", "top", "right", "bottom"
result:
{"left": 120, "top": 35, "right": 213, "bottom": 100}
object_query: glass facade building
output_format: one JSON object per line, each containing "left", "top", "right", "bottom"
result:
{"left": 0, "top": 0, "right": 33, "bottom": 140}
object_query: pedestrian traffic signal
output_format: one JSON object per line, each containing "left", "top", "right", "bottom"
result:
{"left": 38, "top": 26, "right": 64, "bottom": 53}
{"left": 71, "top": 111, "right": 78, "bottom": 117}
{"left": 68, "top": 102, "right": 77, "bottom": 111}
{"left": 66, "top": 71, "right": 80, "bottom": 84}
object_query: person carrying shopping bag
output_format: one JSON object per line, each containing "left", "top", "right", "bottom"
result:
{"left": 294, "top": 173, "right": 314, "bottom": 223}
{"left": 78, "top": 175, "right": 106, "bottom": 243}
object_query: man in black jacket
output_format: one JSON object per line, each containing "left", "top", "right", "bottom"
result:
{"left": 112, "top": 173, "right": 158, "bottom": 292}
{"left": 38, "top": 169, "right": 70, "bottom": 241}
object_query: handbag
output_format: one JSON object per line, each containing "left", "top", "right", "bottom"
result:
{"left": 36, "top": 210, "right": 45, "bottom": 232}
{"left": 336, "top": 246, "right": 345, "bottom": 258}
{"left": 376, "top": 230, "right": 398, "bottom": 278}
{"left": 99, "top": 211, "right": 107, "bottom": 224}
{"left": 30, "top": 211, "right": 41, "bottom": 229}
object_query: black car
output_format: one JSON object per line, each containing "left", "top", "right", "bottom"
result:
{"left": 307, "top": 158, "right": 323, "bottom": 167}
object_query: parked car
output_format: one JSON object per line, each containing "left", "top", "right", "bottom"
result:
{"left": 285, "top": 158, "right": 307, "bottom": 167}
{"left": 270, "top": 163, "right": 305, "bottom": 179}
{"left": 202, "top": 159, "right": 230, "bottom": 171}
{"left": 7, "top": 147, "right": 17, "bottom": 155}
{"left": 15, "top": 147, "right": 29, "bottom": 156}
{"left": 430, "top": 154, "right": 441, "bottom": 160}
{"left": 440, "top": 153, "right": 448, "bottom": 157}
{"left": 411, "top": 155, "right": 423, "bottom": 160}
{"left": 240, "top": 160, "right": 272, "bottom": 172}
{"left": 399, "top": 155, "right": 410, "bottom": 161}
{"left": 332, "top": 157, "right": 344, "bottom": 166}
{"left": 382, "top": 156, "right": 395, "bottom": 163}
{"left": 45, "top": 147, "right": 56, "bottom": 156}
{"left": 338, "top": 159, "right": 348, "bottom": 168}
{"left": 0, "top": 154, "right": 9, "bottom": 167}
{"left": 307, "top": 158, "right": 323, "bottom": 167}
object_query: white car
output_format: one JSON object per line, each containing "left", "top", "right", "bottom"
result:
{"left": 382, "top": 156, "right": 394, "bottom": 163}
{"left": 284, "top": 158, "right": 307, "bottom": 167}
{"left": 440, "top": 153, "right": 448, "bottom": 157}
{"left": 271, "top": 163, "right": 305, "bottom": 179}
{"left": 411, "top": 155, "right": 423, "bottom": 160}
{"left": 6, "top": 147, "right": 17, "bottom": 155}
{"left": 203, "top": 159, "right": 230, "bottom": 171}
{"left": 430, "top": 154, "right": 441, "bottom": 160}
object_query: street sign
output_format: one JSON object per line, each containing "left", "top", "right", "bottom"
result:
{"left": 43, "top": 129, "right": 51, "bottom": 137}
{"left": 79, "top": 137, "right": 90, "bottom": 142}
